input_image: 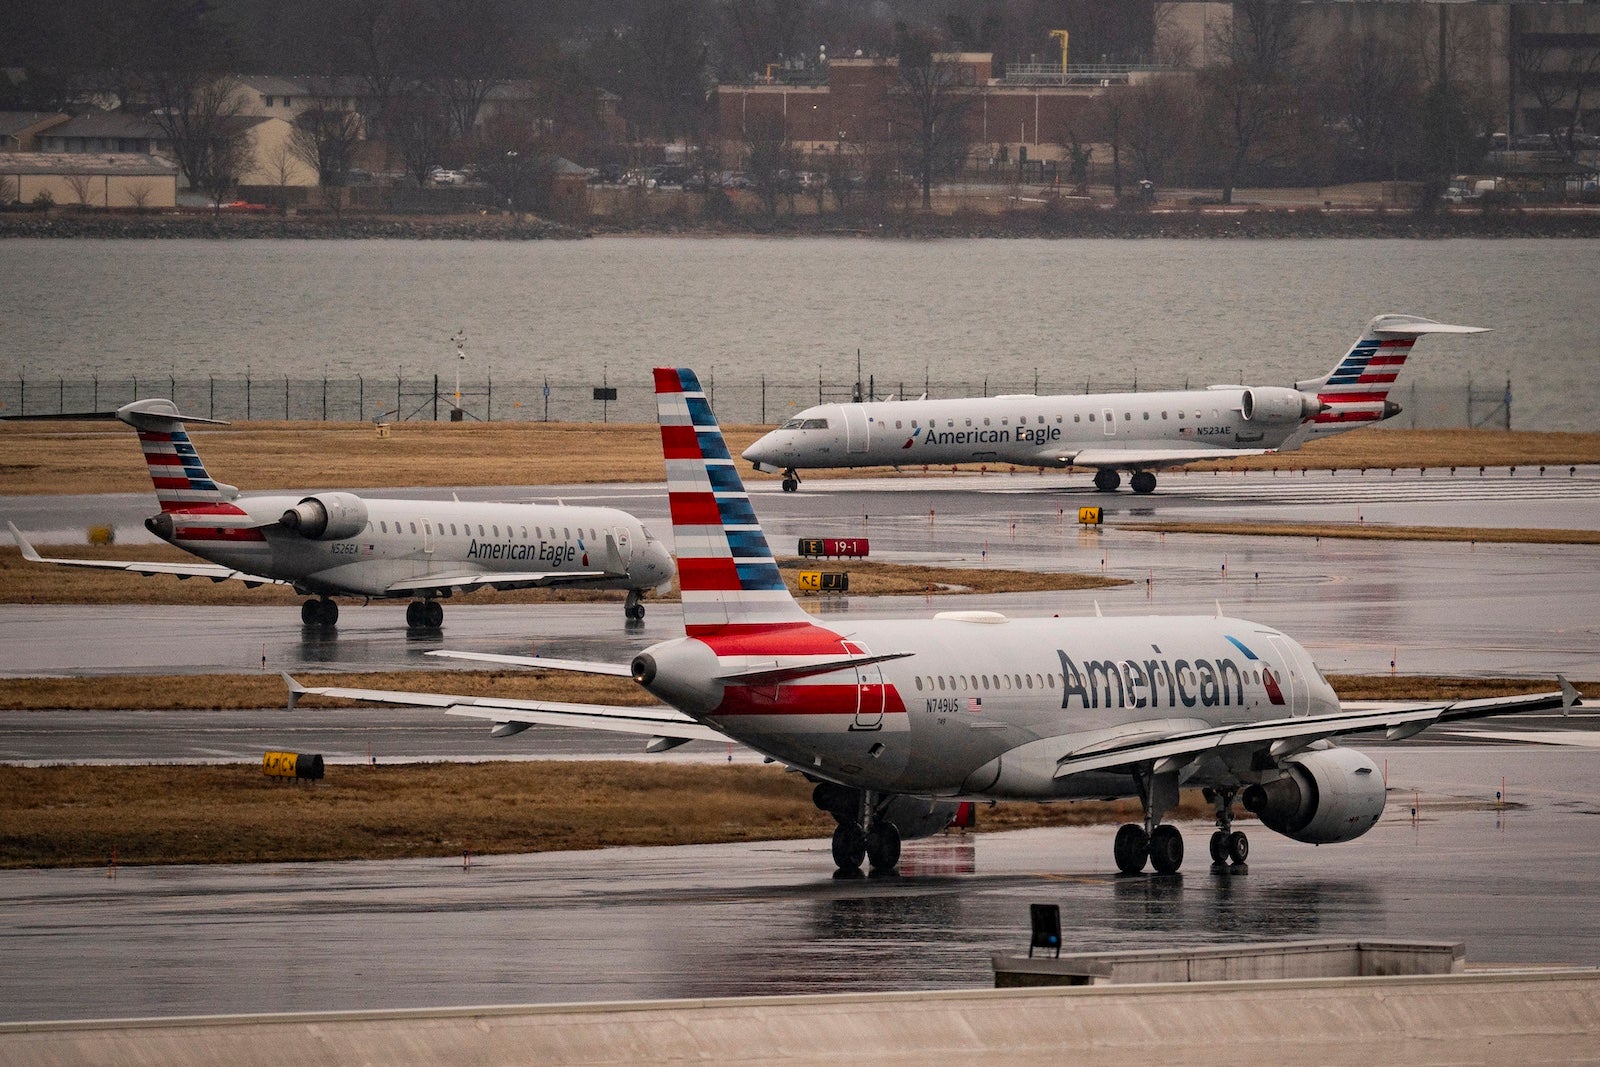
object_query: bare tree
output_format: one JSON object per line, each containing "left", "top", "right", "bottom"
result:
{"left": 125, "top": 180, "right": 154, "bottom": 210}
{"left": 62, "top": 171, "right": 96, "bottom": 207}
{"left": 261, "top": 138, "right": 302, "bottom": 212}
{"left": 389, "top": 88, "right": 452, "bottom": 188}
{"left": 1086, "top": 88, "right": 1132, "bottom": 197}
{"left": 1317, "top": 29, "right": 1421, "bottom": 181}
{"left": 0, "top": 174, "right": 16, "bottom": 205}
{"left": 742, "top": 113, "right": 794, "bottom": 218}
{"left": 199, "top": 119, "right": 252, "bottom": 215}
{"left": 426, "top": 0, "right": 517, "bottom": 140}
{"left": 1196, "top": 0, "right": 1303, "bottom": 203}
{"left": 1124, "top": 74, "right": 1193, "bottom": 187}
{"left": 291, "top": 105, "right": 364, "bottom": 192}
{"left": 890, "top": 23, "right": 981, "bottom": 210}
{"left": 144, "top": 74, "right": 251, "bottom": 197}
{"left": 1515, "top": 31, "right": 1600, "bottom": 159}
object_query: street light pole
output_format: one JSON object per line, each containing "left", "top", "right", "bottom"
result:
{"left": 505, "top": 150, "right": 519, "bottom": 222}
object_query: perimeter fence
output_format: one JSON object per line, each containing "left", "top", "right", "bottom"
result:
{"left": 0, "top": 373, "right": 1513, "bottom": 430}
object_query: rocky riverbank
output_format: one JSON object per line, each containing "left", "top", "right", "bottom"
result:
{"left": 3, "top": 204, "right": 1598, "bottom": 239}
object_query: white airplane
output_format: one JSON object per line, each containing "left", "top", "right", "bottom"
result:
{"left": 288, "top": 367, "right": 1582, "bottom": 877}
{"left": 742, "top": 314, "right": 1487, "bottom": 494}
{"left": 7, "top": 398, "right": 673, "bottom": 628}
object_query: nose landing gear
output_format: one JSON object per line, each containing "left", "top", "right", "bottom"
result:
{"left": 781, "top": 467, "right": 800, "bottom": 493}
{"left": 624, "top": 589, "right": 646, "bottom": 621}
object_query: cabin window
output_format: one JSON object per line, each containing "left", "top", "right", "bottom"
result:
{"left": 409, "top": 522, "right": 417, "bottom": 534}
{"left": 895, "top": 421, "right": 903, "bottom": 429}
{"left": 958, "top": 675, "right": 968, "bottom": 691}
{"left": 964, "top": 418, "right": 972, "bottom": 427}
{"left": 1162, "top": 411, "right": 1169, "bottom": 419}
{"left": 564, "top": 527, "right": 570, "bottom": 538}
{"left": 1038, "top": 416, "right": 1045, "bottom": 425}
{"left": 970, "top": 675, "right": 980, "bottom": 689}
{"left": 493, "top": 525, "right": 500, "bottom": 537}
{"left": 1124, "top": 412, "right": 1132, "bottom": 421}
{"left": 379, "top": 521, "right": 387, "bottom": 533}
{"left": 450, "top": 524, "right": 457, "bottom": 536}
{"left": 1001, "top": 675, "right": 1012, "bottom": 689}
{"left": 911, "top": 420, "right": 919, "bottom": 429}
{"left": 1025, "top": 675, "right": 1034, "bottom": 689}
{"left": 1143, "top": 412, "right": 1150, "bottom": 420}
{"left": 1055, "top": 415, "right": 1063, "bottom": 423}
{"left": 984, "top": 418, "right": 992, "bottom": 427}
{"left": 914, "top": 677, "right": 923, "bottom": 691}
{"left": 1178, "top": 411, "right": 1185, "bottom": 420}
{"left": 1088, "top": 413, "right": 1095, "bottom": 422}
{"left": 980, "top": 675, "right": 990, "bottom": 690}
{"left": 478, "top": 525, "right": 485, "bottom": 537}
{"left": 937, "top": 676, "right": 946, "bottom": 691}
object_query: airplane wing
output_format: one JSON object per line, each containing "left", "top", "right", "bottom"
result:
{"left": 1065, "top": 446, "right": 1277, "bottom": 470}
{"left": 1053, "top": 681, "right": 1583, "bottom": 779}
{"left": 8, "top": 522, "right": 286, "bottom": 588}
{"left": 382, "top": 570, "right": 614, "bottom": 595}
{"left": 283, "top": 674, "right": 727, "bottom": 748}
{"left": 426, "top": 648, "right": 917, "bottom": 685}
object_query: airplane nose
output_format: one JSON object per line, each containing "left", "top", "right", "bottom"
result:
{"left": 639, "top": 539, "right": 675, "bottom": 585}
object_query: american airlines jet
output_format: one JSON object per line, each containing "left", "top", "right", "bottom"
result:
{"left": 8, "top": 398, "right": 673, "bottom": 628}
{"left": 288, "top": 367, "right": 1580, "bottom": 878}
{"left": 742, "top": 314, "right": 1486, "bottom": 493}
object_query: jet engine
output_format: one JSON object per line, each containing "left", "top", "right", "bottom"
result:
{"left": 1240, "top": 387, "right": 1322, "bottom": 423}
{"left": 1242, "top": 748, "right": 1386, "bottom": 844}
{"left": 278, "top": 493, "right": 369, "bottom": 540}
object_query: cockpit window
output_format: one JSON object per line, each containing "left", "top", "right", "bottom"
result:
{"left": 780, "top": 418, "right": 804, "bottom": 430}
{"left": 801, "top": 418, "right": 829, "bottom": 430}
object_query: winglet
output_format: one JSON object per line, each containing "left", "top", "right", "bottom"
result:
{"left": 7, "top": 522, "right": 42, "bottom": 563}
{"left": 1559, "top": 674, "right": 1580, "bottom": 717}
{"left": 283, "top": 673, "right": 308, "bottom": 710}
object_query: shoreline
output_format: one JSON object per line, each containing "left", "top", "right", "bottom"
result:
{"left": 4, "top": 205, "right": 1600, "bottom": 240}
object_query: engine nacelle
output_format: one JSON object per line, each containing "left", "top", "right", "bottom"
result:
{"left": 1242, "top": 747, "right": 1386, "bottom": 844}
{"left": 279, "top": 493, "right": 369, "bottom": 540}
{"left": 1241, "top": 387, "right": 1322, "bottom": 423}
{"left": 880, "top": 795, "right": 963, "bottom": 840}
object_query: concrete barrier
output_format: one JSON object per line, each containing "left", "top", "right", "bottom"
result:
{"left": 3, "top": 970, "right": 1598, "bottom": 1066}
{"left": 993, "top": 938, "right": 1466, "bottom": 987}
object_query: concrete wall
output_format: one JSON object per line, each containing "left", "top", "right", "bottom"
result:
{"left": 3, "top": 970, "right": 1598, "bottom": 1067}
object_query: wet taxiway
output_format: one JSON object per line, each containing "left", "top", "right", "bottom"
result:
{"left": 2, "top": 743, "right": 1597, "bottom": 1023}
{"left": 4, "top": 468, "right": 1597, "bottom": 680}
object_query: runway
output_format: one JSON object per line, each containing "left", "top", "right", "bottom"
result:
{"left": 3, "top": 467, "right": 1597, "bottom": 680}
{"left": 3, "top": 467, "right": 1598, "bottom": 1025}
{"left": 2, "top": 743, "right": 1597, "bottom": 1023}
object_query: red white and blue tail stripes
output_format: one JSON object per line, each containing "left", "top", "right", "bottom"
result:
{"left": 654, "top": 367, "right": 813, "bottom": 635}
{"left": 139, "top": 426, "right": 233, "bottom": 509}
{"left": 1295, "top": 315, "right": 1487, "bottom": 439}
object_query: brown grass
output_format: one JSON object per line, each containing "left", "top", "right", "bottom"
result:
{"left": 2, "top": 420, "right": 1597, "bottom": 496}
{"left": 1120, "top": 521, "right": 1600, "bottom": 546}
{"left": 0, "top": 760, "right": 1222, "bottom": 869}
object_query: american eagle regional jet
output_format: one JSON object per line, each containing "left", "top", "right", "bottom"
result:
{"left": 289, "top": 367, "right": 1581, "bottom": 877}
{"left": 8, "top": 398, "right": 673, "bottom": 628}
{"left": 742, "top": 314, "right": 1487, "bottom": 494}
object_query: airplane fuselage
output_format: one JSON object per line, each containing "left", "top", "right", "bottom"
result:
{"left": 641, "top": 613, "right": 1338, "bottom": 800}
{"left": 157, "top": 496, "right": 672, "bottom": 598}
{"left": 745, "top": 388, "right": 1324, "bottom": 473}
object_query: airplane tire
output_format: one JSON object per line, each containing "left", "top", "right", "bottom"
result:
{"left": 300, "top": 600, "right": 319, "bottom": 626}
{"left": 424, "top": 601, "right": 444, "bottom": 628}
{"left": 1227, "top": 831, "right": 1250, "bottom": 865}
{"left": 1209, "top": 830, "right": 1228, "bottom": 865}
{"left": 320, "top": 599, "right": 339, "bottom": 626}
{"left": 1131, "top": 471, "right": 1157, "bottom": 494}
{"left": 1150, "top": 824, "right": 1184, "bottom": 874}
{"left": 831, "top": 823, "right": 866, "bottom": 872}
{"left": 1113, "top": 823, "right": 1149, "bottom": 874}
{"left": 782, "top": 477, "right": 798, "bottom": 493}
{"left": 1093, "top": 469, "right": 1121, "bottom": 492}
{"left": 865, "top": 824, "right": 902, "bottom": 871}
{"left": 405, "top": 601, "right": 424, "bottom": 628}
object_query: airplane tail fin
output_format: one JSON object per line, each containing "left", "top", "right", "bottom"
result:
{"left": 115, "top": 399, "right": 238, "bottom": 511}
{"left": 1291, "top": 315, "right": 1488, "bottom": 442}
{"left": 654, "top": 368, "right": 813, "bottom": 636}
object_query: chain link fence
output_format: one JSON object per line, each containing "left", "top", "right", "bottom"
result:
{"left": 0, "top": 373, "right": 1512, "bottom": 430}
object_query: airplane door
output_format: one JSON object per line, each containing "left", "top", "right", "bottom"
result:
{"left": 422, "top": 520, "right": 435, "bottom": 555}
{"left": 607, "top": 526, "right": 632, "bottom": 569}
{"left": 1102, "top": 408, "right": 1116, "bottom": 436}
{"left": 843, "top": 406, "right": 870, "bottom": 454}
{"left": 1265, "top": 636, "right": 1309, "bottom": 716}
{"left": 851, "top": 643, "right": 884, "bottom": 730}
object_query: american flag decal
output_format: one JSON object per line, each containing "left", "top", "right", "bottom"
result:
{"left": 966, "top": 696, "right": 983, "bottom": 713}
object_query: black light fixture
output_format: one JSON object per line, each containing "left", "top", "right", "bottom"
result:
{"left": 1028, "top": 903, "right": 1060, "bottom": 958}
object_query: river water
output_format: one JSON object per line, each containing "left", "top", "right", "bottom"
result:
{"left": 0, "top": 237, "right": 1593, "bottom": 429}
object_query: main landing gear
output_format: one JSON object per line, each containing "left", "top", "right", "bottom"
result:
{"left": 300, "top": 597, "right": 339, "bottom": 627}
{"left": 780, "top": 467, "right": 800, "bottom": 493}
{"left": 624, "top": 589, "right": 646, "bottom": 622}
{"left": 1204, "top": 787, "right": 1250, "bottom": 873}
{"left": 1092, "top": 469, "right": 1158, "bottom": 494}
{"left": 405, "top": 599, "right": 444, "bottom": 630}
{"left": 1112, "top": 765, "right": 1185, "bottom": 875}
{"left": 815, "top": 782, "right": 900, "bottom": 877}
